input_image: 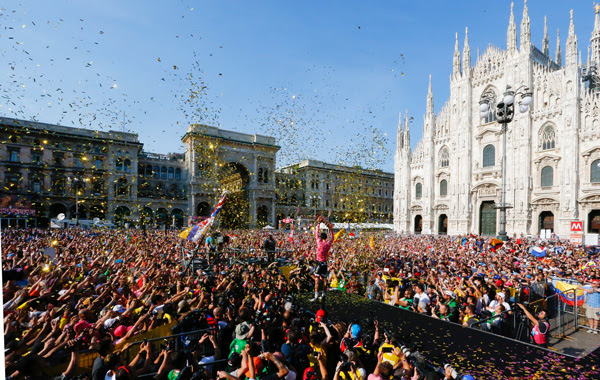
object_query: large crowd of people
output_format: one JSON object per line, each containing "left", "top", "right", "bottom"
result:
{"left": 2, "top": 219, "right": 600, "bottom": 380}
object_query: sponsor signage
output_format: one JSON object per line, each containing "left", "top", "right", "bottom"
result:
{"left": 570, "top": 234, "right": 583, "bottom": 245}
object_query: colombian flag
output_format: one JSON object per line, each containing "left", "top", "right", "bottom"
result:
{"left": 490, "top": 238, "right": 504, "bottom": 252}
{"left": 582, "top": 261, "right": 597, "bottom": 271}
{"left": 555, "top": 281, "right": 585, "bottom": 306}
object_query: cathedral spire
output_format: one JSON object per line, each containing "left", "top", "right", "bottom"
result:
{"left": 453, "top": 32, "right": 461, "bottom": 79}
{"left": 507, "top": 2, "right": 517, "bottom": 52}
{"left": 463, "top": 27, "right": 471, "bottom": 76}
{"left": 588, "top": 45, "right": 591, "bottom": 70}
{"left": 542, "top": 16, "right": 550, "bottom": 56}
{"left": 403, "top": 111, "right": 410, "bottom": 151}
{"left": 566, "top": 9, "right": 578, "bottom": 66}
{"left": 426, "top": 75, "right": 434, "bottom": 116}
{"left": 397, "top": 112, "right": 404, "bottom": 149}
{"left": 556, "top": 28, "right": 562, "bottom": 66}
{"left": 590, "top": 3, "right": 600, "bottom": 64}
{"left": 520, "top": 0, "right": 531, "bottom": 51}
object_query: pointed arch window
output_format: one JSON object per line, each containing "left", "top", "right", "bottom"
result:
{"left": 482, "top": 144, "right": 495, "bottom": 167}
{"left": 439, "top": 148, "right": 449, "bottom": 168}
{"left": 541, "top": 166, "right": 554, "bottom": 187}
{"left": 415, "top": 183, "right": 422, "bottom": 199}
{"left": 480, "top": 89, "right": 497, "bottom": 124}
{"left": 541, "top": 126, "right": 556, "bottom": 150}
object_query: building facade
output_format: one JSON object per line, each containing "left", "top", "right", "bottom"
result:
{"left": 182, "top": 124, "right": 280, "bottom": 229}
{"left": 394, "top": 3, "right": 600, "bottom": 238}
{"left": 276, "top": 159, "right": 394, "bottom": 224}
{"left": 0, "top": 118, "right": 280, "bottom": 229}
{"left": 0, "top": 117, "right": 142, "bottom": 228}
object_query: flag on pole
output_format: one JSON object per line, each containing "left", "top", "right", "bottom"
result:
{"left": 180, "top": 192, "right": 227, "bottom": 243}
{"left": 190, "top": 218, "right": 215, "bottom": 243}
{"left": 210, "top": 192, "right": 227, "bottom": 217}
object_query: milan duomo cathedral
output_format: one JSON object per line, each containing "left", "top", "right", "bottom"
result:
{"left": 394, "top": 1, "right": 600, "bottom": 238}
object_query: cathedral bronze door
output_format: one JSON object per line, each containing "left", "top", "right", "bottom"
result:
{"left": 414, "top": 215, "right": 422, "bottom": 234}
{"left": 538, "top": 211, "right": 554, "bottom": 233}
{"left": 479, "top": 201, "right": 496, "bottom": 236}
{"left": 438, "top": 214, "right": 448, "bottom": 235}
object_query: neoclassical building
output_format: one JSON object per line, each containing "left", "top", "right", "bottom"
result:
{"left": 182, "top": 124, "right": 280, "bottom": 229}
{"left": 394, "top": 2, "right": 600, "bottom": 237}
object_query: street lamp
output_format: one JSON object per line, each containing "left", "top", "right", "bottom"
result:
{"left": 68, "top": 177, "right": 88, "bottom": 223}
{"left": 480, "top": 85, "right": 533, "bottom": 241}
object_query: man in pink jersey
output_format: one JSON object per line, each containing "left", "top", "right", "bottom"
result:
{"left": 311, "top": 215, "right": 334, "bottom": 302}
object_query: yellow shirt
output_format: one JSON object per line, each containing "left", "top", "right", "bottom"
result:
{"left": 330, "top": 277, "right": 339, "bottom": 288}
{"left": 378, "top": 343, "right": 400, "bottom": 366}
{"left": 308, "top": 342, "right": 327, "bottom": 367}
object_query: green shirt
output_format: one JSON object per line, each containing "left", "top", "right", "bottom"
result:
{"left": 229, "top": 338, "right": 247, "bottom": 357}
{"left": 398, "top": 297, "right": 413, "bottom": 310}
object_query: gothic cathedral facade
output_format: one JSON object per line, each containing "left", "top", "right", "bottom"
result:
{"left": 394, "top": 2, "right": 600, "bottom": 238}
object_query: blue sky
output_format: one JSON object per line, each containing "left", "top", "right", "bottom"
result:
{"left": 0, "top": 1, "right": 597, "bottom": 171}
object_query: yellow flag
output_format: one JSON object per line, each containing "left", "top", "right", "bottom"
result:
{"left": 178, "top": 226, "right": 193, "bottom": 239}
{"left": 334, "top": 228, "right": 346, "bottom": 242}
{"left": 369, "top": 235, "right": 375, "bottom": 250}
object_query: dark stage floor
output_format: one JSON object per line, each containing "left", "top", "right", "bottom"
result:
{"left": 298, "top": 291, "right": 600, "bottom": 379}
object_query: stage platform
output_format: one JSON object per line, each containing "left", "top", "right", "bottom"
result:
{"left": 298, "top": 291, "right": 600, "bottom": 379}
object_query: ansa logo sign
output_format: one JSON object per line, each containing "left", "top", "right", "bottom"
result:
{"left": 571, "top": 221, "right": 583, "bottom": 232}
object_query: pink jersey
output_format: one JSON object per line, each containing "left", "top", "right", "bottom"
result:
{"left": 315, "top": 224, "right": 333, "bottom": 262}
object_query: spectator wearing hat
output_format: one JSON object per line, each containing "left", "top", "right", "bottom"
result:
{"left": 487, "top": 292, "right": 511, "bottom": 313}
{"left": 231, "top": 322, "right": 252, "bottom": 357}
{"left": 440, "top": 290, "right": 459, "bottom": 323}
{"left": 581, "top": 279, "right": 600, "bottom": 334}
{"left": 340, "top": 324, "right": 363, "bottom": 353}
